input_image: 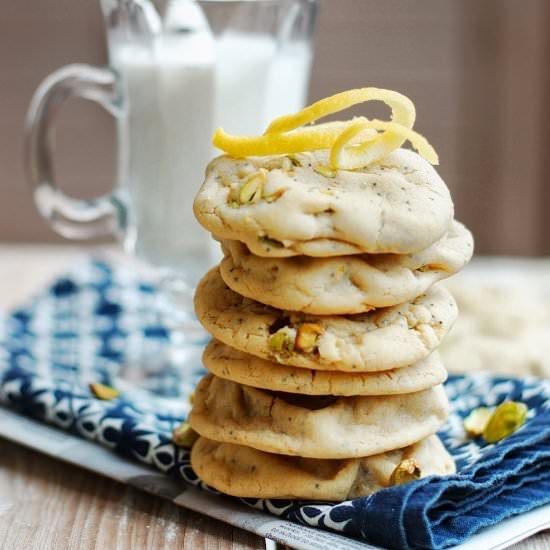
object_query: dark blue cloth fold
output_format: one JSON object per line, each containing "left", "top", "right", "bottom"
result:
{"left": 358, "top": 412, "right": 550, "bottom": 548}
{"left": 1, "top": 260, "right": 549, "bottom": 549}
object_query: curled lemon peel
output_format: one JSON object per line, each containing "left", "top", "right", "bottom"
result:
{"left": 329, "top": 119, "right": 439, "bottom": 170}
{"left": 212, "top": 87, "right": 438, "bottom": 169}
{"left": 264, "top": 88, "right": 415, "bottom": 134}
{"left": 265, "top": 88, "right": 416, "bottom": 166}
{"left": 213, "top": 123, "right": 348, "bottom": 157}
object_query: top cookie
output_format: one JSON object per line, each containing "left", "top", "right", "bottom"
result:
{"left": 194, "top": 148, "right": 454, "bottom": 257}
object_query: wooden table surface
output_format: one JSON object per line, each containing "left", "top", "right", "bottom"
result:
{"left": 0, "top": 244, "right": 549, "bottom": 550}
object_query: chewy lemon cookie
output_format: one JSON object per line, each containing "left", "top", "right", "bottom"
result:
{"left": 188, "top": 86, "right": 463, "bottom": 500}
{"left": 220, "top": 220, "right": 473, "bottom": 314}
{"left": 203, "top": 340, "right": 447, "bottom": 396}
{"left": 194, "top": 149, "right": 454, "bottom": 258}
{"left": 195, "top": 268, "right": 458, "bottom": 372}
{"left": 191, "top": 435, "right": 455, "bottom": 501}
{"left": 188, "top": 374, "right": 449, "bottom": 459}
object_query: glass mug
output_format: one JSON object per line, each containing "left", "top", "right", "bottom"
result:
{"left": 26, "top": 0, "right": 318, "bottom": 290}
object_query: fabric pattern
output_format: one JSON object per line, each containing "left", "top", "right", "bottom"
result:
{"left": 0, "top": 260, "right": 549, "bottom": 550}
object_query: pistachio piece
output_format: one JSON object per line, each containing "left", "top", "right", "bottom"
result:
{"left": 390, "top": 458, "right": 422, "bottom": 486}
{"left": 265, "top": 188, "right": 286, "bottom": 203}
{"left": 483, "top": 401, "right": 528, "bottom": 443}
{"left": 288, "top": 154, "right": 301, "bottom": 167}
{"left": 295, "top": 323, "right": 323, "bottom": 353}
{"left": 239, "top": 170, "right": 266, "bottom": 204}
{"left": 172, "top": 421, "right": 199, "bottom": 448}
{"left": 269, "top": 327, "right": 296, "bottom": 352}
{"left": 464, "top": 407, "right": 492, "bottom": 437}
{"left": 89, "top": 382, "right": 120, "bottom": 401}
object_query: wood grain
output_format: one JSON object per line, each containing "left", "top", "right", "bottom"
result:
{"left": 0, "top": 439, "right": 263, "bottom": 550}
{"left": 0, "top": 245, "right": 549, "bottom": 550}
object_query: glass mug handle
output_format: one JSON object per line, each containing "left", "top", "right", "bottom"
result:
{"left": 25, "top": 64, "right": 124, "bottom": 239}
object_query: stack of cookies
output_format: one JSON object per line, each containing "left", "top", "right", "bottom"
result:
{"left": 189, "top": 137, "right": 473, "bottom": 500}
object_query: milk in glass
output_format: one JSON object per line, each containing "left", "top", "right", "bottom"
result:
{"left": 109, "top": 6, "right": 312, "bottom": 284}
{"left": 112, "top": 33, "right": 216, "bottom": 283}
{"left": 215, "top": 32, "right": 311, "bottom": 134}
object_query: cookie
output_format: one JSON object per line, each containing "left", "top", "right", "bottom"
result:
{"left": 440, "top": 286, "right": 550, "bottom": 377}
{"left": 195, "top": 268, "right": 458, "bottom": 372}
{"left": 188, "top": 374, "right": 449, "bottom": 459}
{"left": 203, "top": 340, "right": 447, "bottom": 396}
{"left": 194, "top": 149, "right": 454, "bottom": 257}
{"left": 191, "top": 435, "right": 455, "bottom": 501}
{"left": 220, "top": 221, "right": 473, "bottom": 314}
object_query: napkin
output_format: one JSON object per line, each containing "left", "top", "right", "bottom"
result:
{"left": 1, "top": 260, "right": 549, "bottom": 550}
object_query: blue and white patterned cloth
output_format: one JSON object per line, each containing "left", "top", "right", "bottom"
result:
{"left": 0, "top": 260, "right": 549, "bottom": 550}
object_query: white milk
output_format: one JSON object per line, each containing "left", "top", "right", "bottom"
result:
{"left": 110, "top": 27, "right": 311, "bottom": 284}
{"left": 264, "top": 41, "right": 312, "bottom": 127}
{"left": 214, "top": 32, "right": 312, "bottom": 134}
{"left": 112, "top": 34, "right": 217, "bottom": 284}
{"left": 214, "top": 32, "right": 275, "bottom": 135}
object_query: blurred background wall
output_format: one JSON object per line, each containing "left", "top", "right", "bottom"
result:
{"left": 1, "top": 0, "right": 549, "bottom": 254}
